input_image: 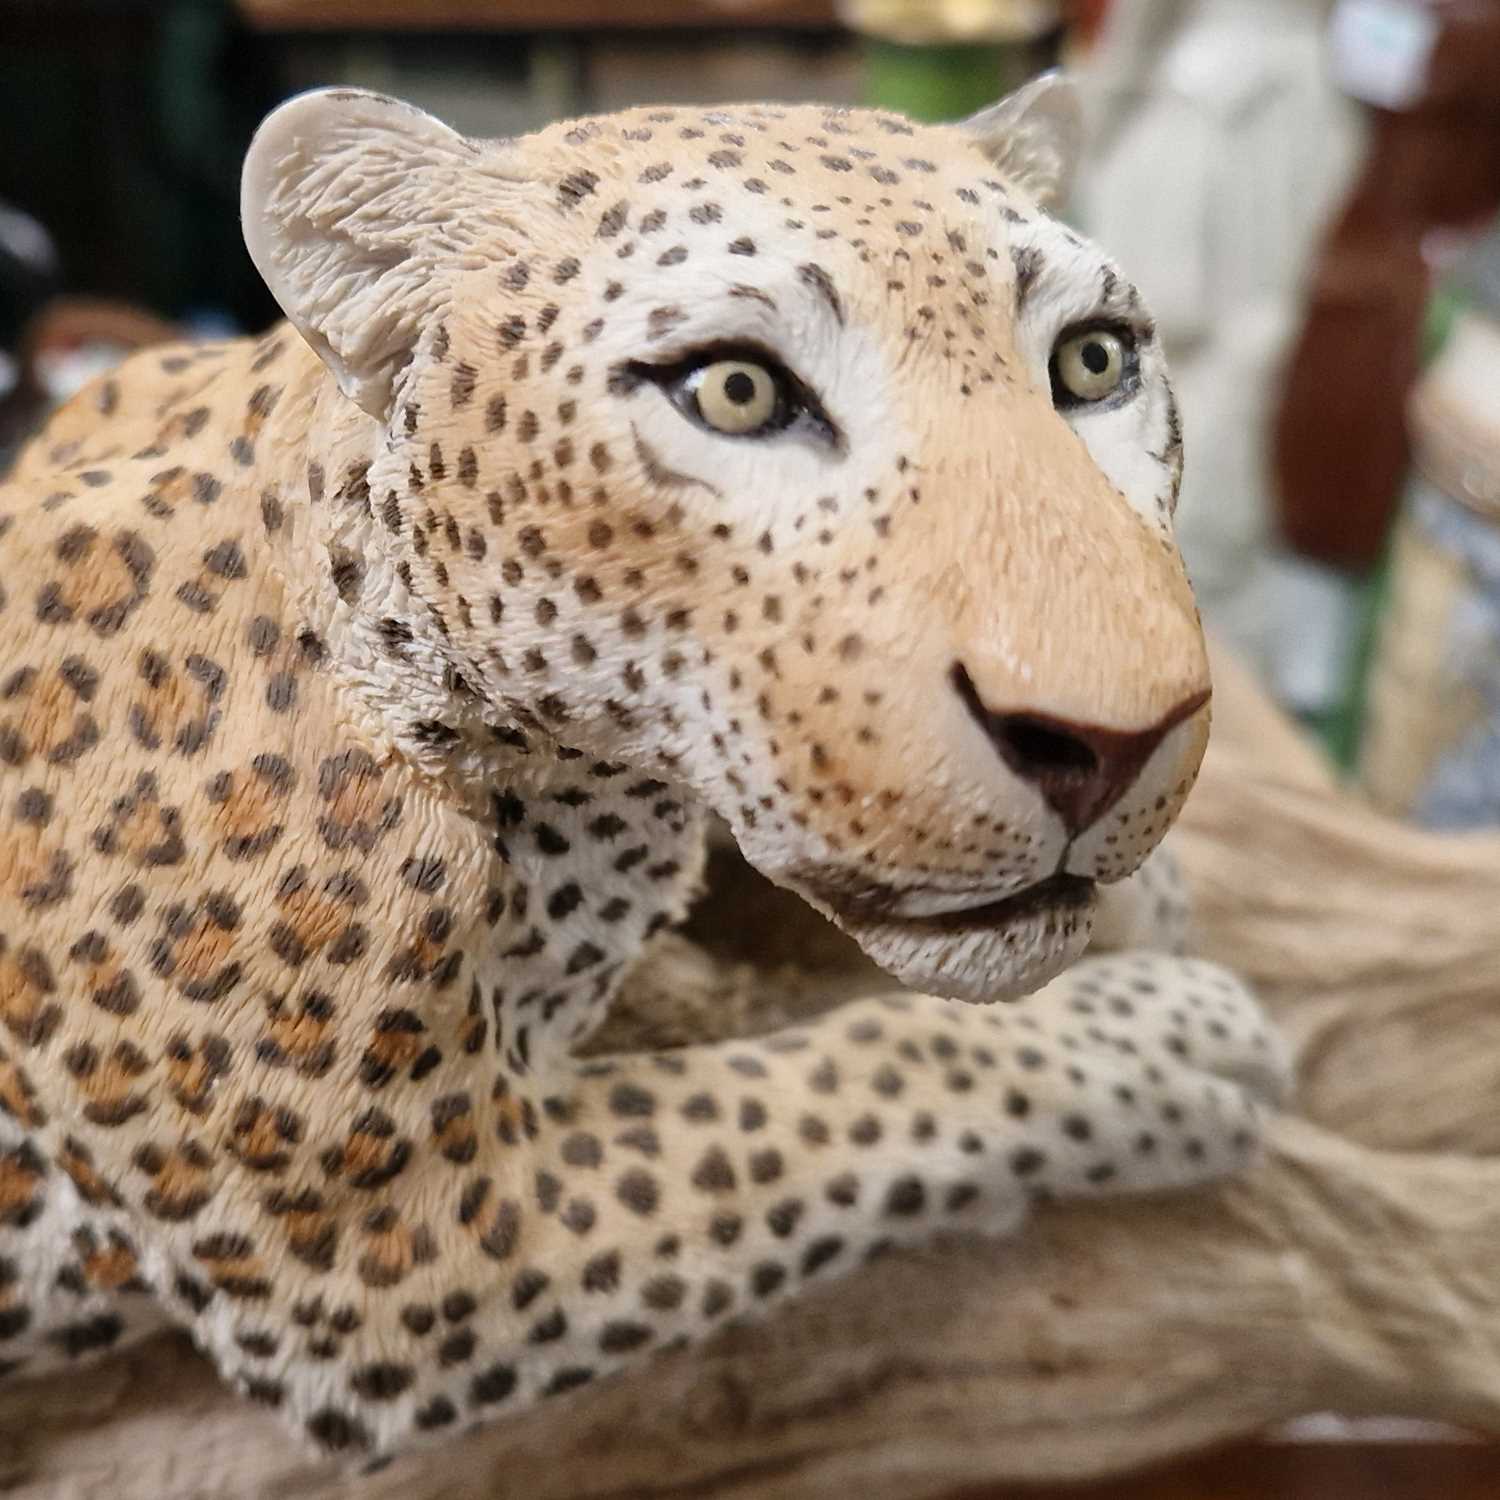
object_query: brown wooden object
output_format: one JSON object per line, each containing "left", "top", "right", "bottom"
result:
{"left": 236, "top": 1, "right": 838, "bottom": 32}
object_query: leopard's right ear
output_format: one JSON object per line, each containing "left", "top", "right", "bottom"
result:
{"left": 961, "top": 71, "right": 1083, "bottom": 212}
{"left": 242, "top": 89, "right": 505, "bottom": 422}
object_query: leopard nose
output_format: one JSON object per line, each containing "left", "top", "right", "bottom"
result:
{"left": 951, "top": 664, "right": 1210, "bottom": 837}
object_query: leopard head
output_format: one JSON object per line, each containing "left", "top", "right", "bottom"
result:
{"left": 242, "top": 78, "right": 1207, "bottom": 1002}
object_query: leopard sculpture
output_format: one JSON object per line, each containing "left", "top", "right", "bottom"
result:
{"left": 0, "top": 77, "right": 1288, "bottom": 1461}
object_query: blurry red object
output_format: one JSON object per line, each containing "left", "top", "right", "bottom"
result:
{"left": 1068, "top": 0, "right": 1113, "bottom": 46}
{"left": 1273, "top": 0, "right": 1500, "bottom": 571}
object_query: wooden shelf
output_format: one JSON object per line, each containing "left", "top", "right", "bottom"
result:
{"left": 237, "top": 0, "right": 839, "bottom": 31}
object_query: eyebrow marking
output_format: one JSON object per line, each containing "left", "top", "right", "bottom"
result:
{"left": 632, "top": 427, "right": 724, "bottom": 500}
{"left": 1011, "top": 246, "right": 1043, "bottom": 313}
{"left": 1099, "top": 268, "right": 1147, "bottom": 324}
{"left": 729, "top": 284, "right": 778, "bottom": 311}
{"left": 796, "top": 263, "right": 844, "bottom": 326}
{"left": 647, "top": 306, "right": 688, "bottom": 341}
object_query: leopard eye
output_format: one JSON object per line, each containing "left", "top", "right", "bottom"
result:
{"left": 1050, "top": 327, "right": 1134, "bottom": 407}
{"left": 687, "top": 359, "right": 781, "bottom": 436}
{"left": 627, "top": 345, "right": 840, "bottom": 448}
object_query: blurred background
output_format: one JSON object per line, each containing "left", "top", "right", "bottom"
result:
{"left": 0, "top": 1, "right": 1498, "bottom": 1491}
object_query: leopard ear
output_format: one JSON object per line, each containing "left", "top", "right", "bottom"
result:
{"left": 960, "top": 71, "right": 1083, "bottom": 211}
{"left": 242, "top": 88, "right": 482, "bottom": 421}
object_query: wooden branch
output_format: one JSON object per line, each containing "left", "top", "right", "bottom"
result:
{"left": 7, "top": 644, "right": 1500, "bottom": 1499}
{"left": 8, "top": 1120, "right": 1500, "bottom": 1500}
{"left": 1179, "top": 646, "right": 1500, "bottom": 1156}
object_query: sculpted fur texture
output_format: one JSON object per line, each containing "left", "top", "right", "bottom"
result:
{"left": 0, "top": 79, "right": 1287, "bottom": 1461}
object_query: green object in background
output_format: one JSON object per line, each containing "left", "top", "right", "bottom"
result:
{"left": 1323, "top": 279, "right": 1468, "bottom": 771}
{"left": 862, "top": 38, "right": 1038, "bottom": 122}
{"left": 1420, "top": 283, "right": 1465, "bottom": 367}
{"left": 1320, "top": 550, "right": 1391, "bottom": 772}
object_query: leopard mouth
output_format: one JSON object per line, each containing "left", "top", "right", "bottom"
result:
{"left": 864, "top": 873, "right": 1096, "bottom": 934}
{"left": 790, "top": 870, "right": 1098, "bottom": 1002}
{"left": 799, "top": 870, "right": 1095, "bottom": 933}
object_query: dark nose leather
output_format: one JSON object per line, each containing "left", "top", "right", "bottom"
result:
{"left": 952, "top": 664, "right": 1210, "bottom": 837}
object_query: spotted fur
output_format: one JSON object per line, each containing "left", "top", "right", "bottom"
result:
{"left": 0, "top": 84, "right": 1287, "bottom": 1460}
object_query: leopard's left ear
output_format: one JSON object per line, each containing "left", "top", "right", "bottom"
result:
{"left": 242, "top": 88, "right": 504, "bottom": 421}
{"left": 960, "top": 71, "right": 1083, "bottom": 211}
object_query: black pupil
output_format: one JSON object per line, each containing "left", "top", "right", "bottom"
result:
{"left": 1080, "top": 341, "right": 1111, "bottom": 376}
{"left": 722, "top": 370, "right": 758, "bottom": 406}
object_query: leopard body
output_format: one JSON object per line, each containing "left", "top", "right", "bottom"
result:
{"left": 0, "top": 83, "right": 1286, "bottom": 1460}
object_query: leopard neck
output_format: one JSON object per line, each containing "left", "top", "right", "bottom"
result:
{"left": 257, "top": 331, "right": 706, "bottom": 1068}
